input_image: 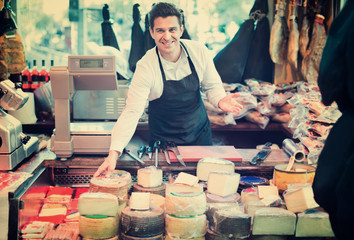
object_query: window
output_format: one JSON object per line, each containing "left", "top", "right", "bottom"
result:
{"left": 15, "top": 0, "right": 252, "bottom": 71}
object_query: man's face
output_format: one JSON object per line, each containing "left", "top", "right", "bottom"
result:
{"left": 150, "top": 16, "right": 184, "bottom": 58}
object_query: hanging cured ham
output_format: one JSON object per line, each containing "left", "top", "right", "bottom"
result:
{"left": 269, "top": 0, "right": 288, "bottom": 64}
{"left": 301, "top": 14, "right": 327, "bottom": 84}
{"left": 128, "top": 4, "right": 145, "bottom": 72}
{"left": 287, "top": 3, "right": 299, "bottom": 70}
{"left": 299, "top": 4, "right": 310, "bottom": 59}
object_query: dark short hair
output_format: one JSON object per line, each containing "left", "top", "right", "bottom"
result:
{"left": 149, "top": 2, "right": 182, "bottom": 30}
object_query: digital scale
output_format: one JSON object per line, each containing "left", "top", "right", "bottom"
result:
{"left": 50, "top": 56, "right": 128, "bottom": 158}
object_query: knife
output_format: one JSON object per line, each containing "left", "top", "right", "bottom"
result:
{"left": 123, "top": 148, "right": 144, "bottom": 165}
{"left": 168, "top": 142, "right": 186, "bottom": 167}
{"left": 153, "top": 141, "right": 160, "bottom": 167}
{"left": 162, "top": 143, "right": 171, "bottom": 165}
{"left": 249, "top": 142, "right": 272, "bottom": 165}
{"left": 137, "top": 145, "right": 147, "bottom": 159}
{"left": 146, "top": 146, "right": 153, "bottom": 160}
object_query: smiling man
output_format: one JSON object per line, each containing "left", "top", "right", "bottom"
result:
{"left": 95, "top": 2, "right": 243, "bottom": 177}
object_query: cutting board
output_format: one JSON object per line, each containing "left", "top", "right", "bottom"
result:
{"left": 168, "top": 146, "right": 242, "bottom": 162}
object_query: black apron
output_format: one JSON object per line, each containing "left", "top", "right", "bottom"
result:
{"left": 148, "top": 42, "right": 212, "bottom": 146}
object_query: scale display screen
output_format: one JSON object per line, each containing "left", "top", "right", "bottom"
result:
{"left": 79, "top": 58, "right": 103, "bottom": 68}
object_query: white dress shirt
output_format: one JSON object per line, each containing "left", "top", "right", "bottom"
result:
{"left": 110, "top": 39, "right": 226, "bottom": 153}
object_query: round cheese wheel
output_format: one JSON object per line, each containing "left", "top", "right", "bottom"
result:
{"left": 165, "top": 214, "right": 207, "bottom": 239}
{"left": 90, "top": 174, "right": 129, "bottom": 199}
{"left": 79, "top": 215, "right": 118, "bottom": 239}
{"left": 165, "top": 191, "right": 207, "bottom": 217}
{"left": 120, "top": 207, "right": 164, "bottom": 237}
{"left": 165, "top": 235, "right": 205, "bottom": 240}
{"left": 119, "top": 233, "right": 163, "bottom": 240}
{"left": 133, "top": 182, "right": 166, "bottom": 197}
{"left": 82, "top": 235, "right": 118, "bottom": 240}
{"left": 150, "top": 194, "right": 165, "bottom": 210}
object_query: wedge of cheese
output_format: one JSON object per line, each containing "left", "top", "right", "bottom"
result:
{"left": 207, "top": 171, "right": 240, "bottom": 197}
{"left": 137, "top": 166, "right": 163, "bottom": 188}
{"left": 197, "top": 158, "right": 235, "bottom": 181}
{"left": 78, "top": 192, "right": 118, "bottom": 217}
{"left": 283, "top": 185, "right": 319, "bottom": 213}
{"left": 165, "top": 183, "right": 203, "bottom": 195}
{"left": 129, "top": 192, "right": 150, "bottom": 210}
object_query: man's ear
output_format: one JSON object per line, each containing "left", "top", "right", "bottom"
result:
{"left": 149, "top": 27, "right": 155, "bottom": 39}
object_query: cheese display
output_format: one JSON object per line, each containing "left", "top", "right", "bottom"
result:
{"left": 252, "top": 207, "right": 296, "bottom": 235}
{"left": 150, "top": 193, "right": 165, "bottom": 210}
{"left": 165, "top": 191, "right": 207, "bottom": 217}
{"left": 21, "top": 221, "right": 54, "bottom": 239}
{"left": 112, "top": 170, "right": 132, "bottom": 190}
{"left": 213, "top": 207, "right": 251, "bottom": 239}
{"left": 174, "top": 172, "right": 199, "bottom": 185}
{"left": 283, "top": 185, "right": 319, "bottom": 213}
{"left": 137, "top": 166, "right": 163, "bottom": 188}
{"left": 133, "top": 182, "right": 166, "bottom": 197}
{"left": 295, "top": 209, "right": 335, "bottom": 237}
{"left": 165, "top": 183, "right": 203, "bottom": 195}
{"left": 89, "top": 174, "right": 129, "bottom": 199}
{"left": 206, "top": 202, "right": 240, "bottom": 226}
{"left": 79, "top": 215, "right": 119, "bottom": 239}
{"left": 119, "top": 233, "right": 164, "bottom": 240}
{"left": 120, "top": 206, "right": 164, "bottom": 237}
{"left": 78, "top": 192, "right": 118, "bottom": 217}
{"left": 205, "top": 192, "right": 240, "bottom": 203}
{"left": 165, "top": 214, "right": 207, "bottom": 239}
{"left": 129, "top": 192, "right": 151, "bottom": 210}
{"left": 38, "top": 203, "right": 67, "bottom": 217}
{"left": 207, "top": 171, "right": 240, "bottom": 197}
{"left": 197, "top": 158, "right": 235, "bottom": 181}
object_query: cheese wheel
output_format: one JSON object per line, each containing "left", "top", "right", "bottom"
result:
{"left": 207, "top": 171, "right": 240, "bottom": 197}
{"left": 79, "top": 215, "right": 118, "bottom": 239}
{"left": 165, "top": 183, "right": 203, "bottom": 195}
{"left": 119, "top": 233, "right": 163, "bottom": 240}
{"left": 197, "top": 158, "right": 235, "bottom": 181}
{"left": 165, "top": 235, "right": 205, "bottom": 240}
{"left": 150, "top": 194, "right": 165, "bottom": 210}
{"left": 252, "top": 207, "right": 296, "bottom": 235}
{"left": 120, "top": 207, "right": 164, "bottom": 237}
{"left": 78, "top": 192, "right": 118, "bottom": 217}
{"left": 137, "top": 167, "right": 163, "bottom": 188}
{"left": 165, "top": 191, "right": 207, "bottom": 217}
{"left": 89, "top": 175, "right": 129, "bottom": 199}
{"left": 165, "top": 214, "right": 207, "bottom": 239}
{"left": 206, "top": 202, "right": 240, "bottom": 227}
{"left": 112, "top": 170, "right": 132, "bottom": 190}
{"left": 205, "top": 192, "right": 240, "bottom": 203}
{"left": 82, "top": 235, "right": 118, "bottom": 240}
{"left": 213, "top": 208, "right": 251, "bottom": 238}
{"left": 133, "top": 183, "right": 166, "bottom": 197}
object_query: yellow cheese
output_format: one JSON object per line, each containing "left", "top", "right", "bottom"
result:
{"left": 129, "top": 192, "right": 151, "bottom": 210}
{"left": 165, "top": 214, "right": 207, "bottom": 238}
{"left": 78, "top": 192, "right": 118, "bottom": 217}
{"left": 174, "top": 172, "right": 199, "bottom": 185}
{"left": 197, "top": 158, "right": 235, "bottom": 181}
{"left": 137, "top": 166, "right": 163, "bottom": 188}
{"left": 207, "top": 171, "right": 240, "bottom": 197}
{"left": 165, "top": 191, "right": 207, "bottom": 217}
{"left": 165, "top": 183, "right": 203, "bottom": 195}
{"left": 79, "top": 215, "right": 118, "bottom": 239}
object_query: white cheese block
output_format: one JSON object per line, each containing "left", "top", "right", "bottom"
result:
{"left": 295, "top": 209, "right": 335, "bottom": 237}
{"left": 165, "top": 191, "right": 207, "bottom": 217}
{"left": 213, "top": 207, "right": 251, "bottom": 239}
{"left": 174, "top": 172, "right": 199, "bottom": 186}
{"left": 165, "top": 214, "right": 207, "bottom": 238}
{"left": 197, "top": 158, "right": 235, "bottom": 181}
{"left": 283, "top": 185, "right": 319, "bottom": 213}
{"left": 207, "top": 171, "right": 240, "bottom": 197}
{"left": 165, "top": 183, "right": 203, "bottom": 195}
{"left": 252, "top": 207, "right": 296, "bottom": 235}
{"left": 79, "top": 215, "right": 118, "bottom": 239}
{"left": 257, "top": 185, "right": 279, "bottom": 199}
{"left": 39, "top": 203, "right": 67, "bottom": 217}
{"left": 129, "top": 192, "right": 151, "bottom": 210}
{"left": 240, "top": 187, "right": 260, "bottom": 204}
{"left": 137, "top": 166, "right": 163, "bottom": 188}
{"left": 78, "top": 192, "right": 118, "bottom": 217}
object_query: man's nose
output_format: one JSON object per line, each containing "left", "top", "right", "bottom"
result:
{"left": 163, "top": 31, "right": 171, "bottom": 39}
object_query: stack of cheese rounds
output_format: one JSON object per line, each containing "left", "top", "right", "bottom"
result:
{"left": 133, "top": 166, "right": 165, "bottom": 196}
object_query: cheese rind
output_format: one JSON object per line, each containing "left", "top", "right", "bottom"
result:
{"left": 165, "top": 191, "right": 207, "bottom": 217}
{"left": 165, "top": 214, "right": 207, "bottom": 238}
{"left": 214, "top": 208, "right": 251, "bottom": 238}
{"left": 79, "top": 215, "right": 118, "bottom": 239}
{"left": 252, "top": 207, "right": 296, "bottom": 235}
{"left": 197, "top": 158, "right": 235, "bottom": 181}
{"left": 78, "top": 192, "right": 118, "bottom": 217}
{"left": 137, "top": 166, "right": 163, "bottom": 188}
{"left": 165, "top": 183, "right": 203, "bottom": 195}
{"left": 207, "top": 171, "right": 240, "bottom": 197}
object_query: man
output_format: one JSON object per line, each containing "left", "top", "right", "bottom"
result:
{"left": 94, "top": 2, "right": 242, "bottom": 177}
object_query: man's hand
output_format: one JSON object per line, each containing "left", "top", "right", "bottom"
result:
{"left": 218, "top": 93, "right": 243, "bottom": 113}
{"left": 93, "top": 150, "right": 120, "bottom": 178}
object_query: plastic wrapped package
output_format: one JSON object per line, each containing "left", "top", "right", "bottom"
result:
{"left": 244, "top": 110, "right": 270, "bottom": 129}
{"left": 245, "top": 79, "right": 276, "bottom": 96}
{"left": 208, "top": 112, "right": 236, "bottom": 126}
